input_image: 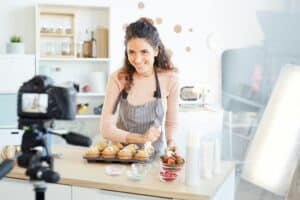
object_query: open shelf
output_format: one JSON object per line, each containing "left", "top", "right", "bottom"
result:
{"left": 77, "top": 92, "right": 105, "bottom": 97}
{"left": 76, "top": 114, "right": 101, "bottom": 119}
{"left": 40, "top": 33, "right": 74, "bottom": 38}
{"left": 39, "top": 57, "right": 109, "bottom": 62}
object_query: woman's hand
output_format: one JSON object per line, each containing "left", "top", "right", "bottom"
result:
{"left": 143, "top": 125, "right": 161, "bottom": 143}
{"left": 167, "top": 139, "right": 179, "bottom": 154}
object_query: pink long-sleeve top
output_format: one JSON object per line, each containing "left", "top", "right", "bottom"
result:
{"left": 100, "top": 69, "right": 179, "bottom": 143}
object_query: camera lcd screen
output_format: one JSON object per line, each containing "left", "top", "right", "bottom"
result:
{"left": 22, "top": 93, "right": 48, "bottom": 113}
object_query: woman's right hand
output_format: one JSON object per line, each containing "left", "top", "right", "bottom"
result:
{"left": 143, "top": 125, "right": 161, "bottom": 143}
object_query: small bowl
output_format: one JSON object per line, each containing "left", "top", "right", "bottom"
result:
{"left": 132, "top": 163, "right": 150, "bottom": 173}
{"left": 105, "top": 165, "right": 125, "bottom": 176}
{"left": 126, "top": 170, "right": 144, "bottom": 181}
{"left": 126, "top": 163, "right": 150, "bottom": 181}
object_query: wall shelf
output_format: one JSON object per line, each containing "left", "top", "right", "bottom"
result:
{"left": 39, "top": 57, "right": 109, "bottom": 62}
{"left": 77, "top": 92, "right": 105, "bottom": 97}
{"left": 76, "top": 114, "right": 101, "bottom": 119}
{"left": 40, "top": 33, "right": 74, "bottom": 38}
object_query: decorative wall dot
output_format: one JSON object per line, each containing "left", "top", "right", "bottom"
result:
{"left": 166, "top": 48, "right": 174, "bottom": 58}
{"left": 185, "top": 46, "right": 191, "bottom": 52}
{"left": 138, "top": 2, "right": 145, "bottom": 9}
{"left": 155, "top": 17, "right": 163, "bottom": 25}
{"left": 188, "top": 28, "right": 193, "bottom": 32}
{"left": 174, "top": 24, "right": 182, "bottom": 33}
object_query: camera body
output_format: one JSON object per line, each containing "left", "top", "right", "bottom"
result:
{"left": 17, "top": 75, "right": 76, "bottom": 122}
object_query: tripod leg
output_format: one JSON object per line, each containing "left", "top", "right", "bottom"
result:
{"left": 34, "top": 184, "right": 46, "bottom": 200}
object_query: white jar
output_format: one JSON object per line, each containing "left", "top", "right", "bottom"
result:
{"left": 185, "top": 131, "right": 201, "bottom": 186}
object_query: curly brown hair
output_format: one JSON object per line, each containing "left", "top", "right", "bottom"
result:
{"left": 119, "top": 17, "right": 177, "bottom": 90}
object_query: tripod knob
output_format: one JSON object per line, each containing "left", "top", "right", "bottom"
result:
{"left": 27, "top": 167, "right": 60, "bottom": 183}
{"left": 42, "top": 169, "right": 60, "bottom": 183}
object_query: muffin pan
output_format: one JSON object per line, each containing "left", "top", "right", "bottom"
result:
{"left": 83, "top": 152, "right": 156, "bottom": 164}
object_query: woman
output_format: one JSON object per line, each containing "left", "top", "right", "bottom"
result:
{"left": 100, "top": 17, "right": 179, "bottom": 154}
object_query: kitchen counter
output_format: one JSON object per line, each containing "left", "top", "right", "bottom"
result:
{"left": 6, "top": 145, "right": 235, "bottom": 200}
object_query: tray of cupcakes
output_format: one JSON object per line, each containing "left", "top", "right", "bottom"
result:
{"left": 83, "top": 140, "right": 156, "bottom": 163}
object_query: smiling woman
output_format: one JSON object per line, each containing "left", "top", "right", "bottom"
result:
{"left": 100, "top": 18, "right": 179, "bottom": 154}
{"left": 126, "top": 38, "right": 158, "bottom": 77}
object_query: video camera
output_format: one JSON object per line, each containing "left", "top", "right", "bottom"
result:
{"left": 0, "top": 75, "right": 91, "bottom": 200}
{"left": 17, "top": 75, "right": 76, "bottom": 126}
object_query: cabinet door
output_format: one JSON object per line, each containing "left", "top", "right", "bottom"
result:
{"left": 0, "top": 94, "right": 18, "bottom": 128}
{"left": 0, "top": 129, "right": 22, "bottom": 149}
{"left": 72, "top": 186, "right": 168, "bottom": 200}
{"left": 0, "top": 55, "right": 35, "bottom": 93}
{"left": 0, "top": 178, "right": 71, "bottom": 200}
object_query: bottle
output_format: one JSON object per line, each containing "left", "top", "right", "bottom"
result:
{"left": 91, "top": 31, "right": 97, "bottom": 58}
{"left": 185, "top": 131, "right": 201, "bottom": 186}
{"left": 213, "top": 138, "right": 221, "bottom": 175}
{"left": 201, "top": 140, "right": 214, "bottom": 179}
{"left": 83, "top": 29, "right": 91, "bottom": 58}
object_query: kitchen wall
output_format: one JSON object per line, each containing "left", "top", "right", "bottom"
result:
{"left": 0, "top": 0, "right": 286, "bottom": 105}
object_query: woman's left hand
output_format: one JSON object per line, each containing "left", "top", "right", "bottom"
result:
{"left": 167, "top": 139, "right": 178, "bottom": 154}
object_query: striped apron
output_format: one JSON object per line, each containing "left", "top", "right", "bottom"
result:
{"left": 112, "top": 71, "right": 165, "bottom": 153}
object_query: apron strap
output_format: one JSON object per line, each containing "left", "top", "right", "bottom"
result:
{"left": 112, "top": 89, "right": 127, "bottom": 114}
{"left": 153, "top": 70, "right": 162, "bottom": 98}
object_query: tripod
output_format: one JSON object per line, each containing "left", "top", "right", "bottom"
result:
{"left": 0, "top": 119, "right": 91, "bottom": 200}
{"left": 17, "top": 120, "right": 60, "bottom": 200}
{"left": 33, "top": 181, "right": 47, "bottom": 200}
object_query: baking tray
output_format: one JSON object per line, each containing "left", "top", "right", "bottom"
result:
{"left": 83, "top": 153, "right": 156, "bottom": 164}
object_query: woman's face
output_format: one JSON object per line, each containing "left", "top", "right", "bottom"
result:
{"left": 126, "top": 38, "right": 158, "bottom": 76}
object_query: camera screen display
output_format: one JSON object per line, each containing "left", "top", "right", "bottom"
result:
{"left": 22, "top": 93, "right": 48, "bottom": 113}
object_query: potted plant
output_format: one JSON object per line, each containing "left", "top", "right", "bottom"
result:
{"left": 6, "top": 35, "right": 25, "bottom": 54}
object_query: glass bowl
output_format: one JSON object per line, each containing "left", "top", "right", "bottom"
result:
{"left": 161, "top": 162, "right": 183, "bottom": 172}
{"left": 159, "top": 162, "right": 182, "bottom": 182}
{"left": 127, "top": 163, "right": 151, "bottom": 181}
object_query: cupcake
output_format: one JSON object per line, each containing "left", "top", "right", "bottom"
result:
{"left": 84, "top": 147, "right": 100, "bottom": 157}
{"left": 111, "top": 142, "right": 123, "bottom": 152}
{"left": 123, "top": 144, "right": 139, "bottom": 154}
{"left": 101, "top": 146, "right": 117, "bottom": 158}
{"left": 117, "top": 148, "right": 133, "bottom": 160}
{"left": 96, "top": 140, "right": 108, "bottom": 152}
{"left": 134, "top": 150, "right": 149, "bottom": 161}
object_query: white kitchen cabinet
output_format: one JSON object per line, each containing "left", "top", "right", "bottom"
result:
{"left": 72, "top": 186, "right": 169, "bottom": 200}
{"left": 0, "top": 55, "right": 35, "bottom": 147}
{"left": 0, "top": 55, "right": 35, "bottom": 93}
{"left": 0, "top": 129, "right": 22, "bottom": 149}
{"left": 0, "top": 178, "right": 72, "bottom": 200}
